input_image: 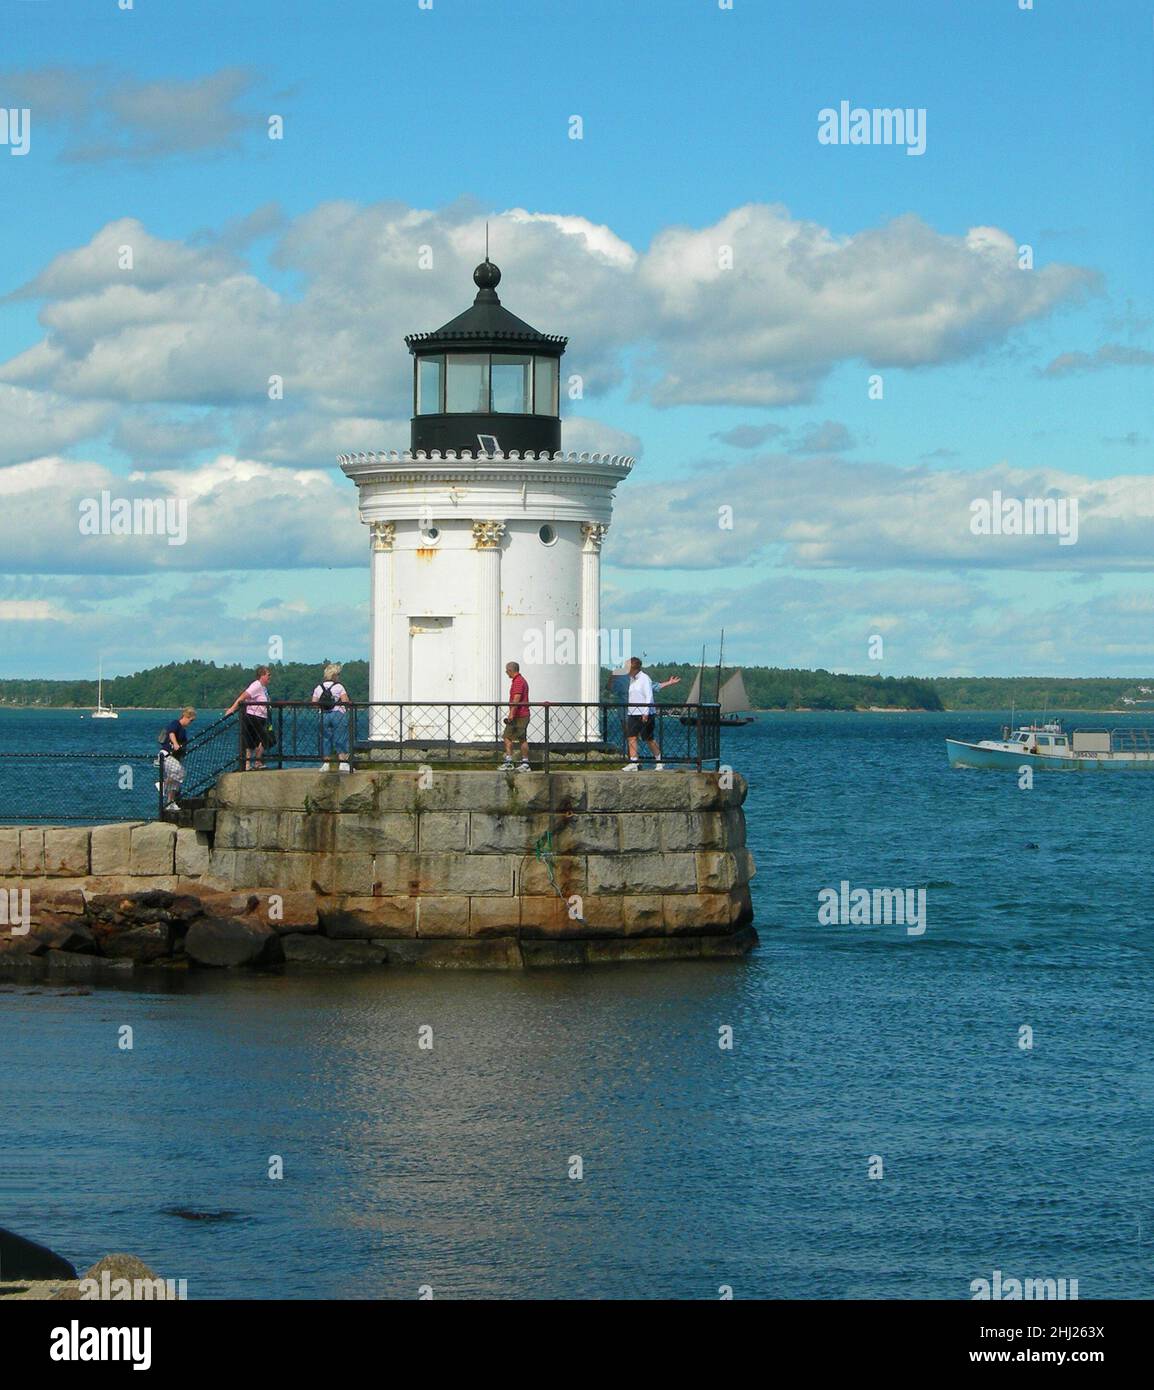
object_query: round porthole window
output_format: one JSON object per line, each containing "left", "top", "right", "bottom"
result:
{"left": 538, "top": 524, "right": 557, "bottom": 545}
{"left": 420, "top": 527, "right": 441, "bottom": 544}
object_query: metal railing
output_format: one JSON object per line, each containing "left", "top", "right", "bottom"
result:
{"left": 0, "top": 751, "right": 164, "bottom": 824}
{"left": 0, "top": 702, "right": 722, "bottom": 825}
{"left": 243, "top": 700, "right": 720, "bottom": 773}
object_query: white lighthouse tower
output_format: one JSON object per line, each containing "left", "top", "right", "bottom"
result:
{"left": 339, "top": 259, "right": 634, "bottom": 741}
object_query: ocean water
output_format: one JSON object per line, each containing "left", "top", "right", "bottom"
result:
{"left": 2, "top": 709, "right": 1152, "bottom": 1299}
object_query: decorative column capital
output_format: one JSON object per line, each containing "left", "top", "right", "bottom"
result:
{"left": 370, "top": 521, "right": 395, "bottom": 553}
{"left": 581, "top": 522, "right": 608, "bottom": 552}
{"left": 472, "top": 520, "right": 506, "bottom": 549}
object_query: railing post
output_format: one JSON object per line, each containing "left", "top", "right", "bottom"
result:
{"left": 237, "top": 711, "right": 245, "bottom": 771}
{"left": 157, "top": 752, "right": 166, "bottom": 819}
{"left": 543, "top": 704, "right": 550, "bottom": 773}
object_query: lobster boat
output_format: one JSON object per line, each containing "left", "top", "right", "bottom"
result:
{"left": 946, "top": 720, "right": 1154, "bottom": 770}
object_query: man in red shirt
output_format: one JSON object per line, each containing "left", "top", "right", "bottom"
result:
{"left": 501, "top": 661, "right": 531, "bottom": 772}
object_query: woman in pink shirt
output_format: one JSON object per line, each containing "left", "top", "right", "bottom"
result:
{"left": 225, "top": 665, "right": 272, "bottom": 770}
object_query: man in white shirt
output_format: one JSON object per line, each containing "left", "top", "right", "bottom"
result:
{"left": 623, "top": 656, "right": 680, "bottom": 770}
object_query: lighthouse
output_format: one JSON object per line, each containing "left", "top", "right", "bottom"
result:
{"left": 339, "top": 259, "right": 635, "bottom": 739}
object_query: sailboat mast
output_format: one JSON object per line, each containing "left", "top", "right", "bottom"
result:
{"left": 716, "top": 629, "right": 724, "bottom": 704}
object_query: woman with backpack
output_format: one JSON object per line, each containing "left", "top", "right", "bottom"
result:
{"left": 312, "top": 663, "right": 350, "bottom": 771}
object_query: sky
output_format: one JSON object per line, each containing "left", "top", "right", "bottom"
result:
{"left": 1, "top": 0, "right": 1152, "bottom": 680}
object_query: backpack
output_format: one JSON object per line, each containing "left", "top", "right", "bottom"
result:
{"left": 317, "top": 681, "right": 337, "bottom": 711}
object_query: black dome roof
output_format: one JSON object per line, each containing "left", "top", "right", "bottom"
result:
{"left": 405, "top": 261, "right": 567, "bottom": 356}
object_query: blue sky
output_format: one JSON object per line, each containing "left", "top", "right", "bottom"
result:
{"left": 1, "top": 0, "right": 1152, "bottom": 679}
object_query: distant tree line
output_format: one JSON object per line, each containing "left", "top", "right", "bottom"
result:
{"left": 0, "top": 661, "right": 1149, "bottom": 713}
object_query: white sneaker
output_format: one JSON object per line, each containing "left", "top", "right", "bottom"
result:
{"left": 339, "top": 761, "right": 351, "bottom": 773}
{"left": 164, "top": 802, "right": 180, "bottom": 814}
{"left": 500, "top": 758, "right": 514, "bottom": 770}
{"left": 622, "top": 760, "right": 639, "bottom": 772}
{"left": 654, "top": 762, "right": 665, "bottom": 771}
{"left": 516, "top": 760, "right": 531, "bottom": 773}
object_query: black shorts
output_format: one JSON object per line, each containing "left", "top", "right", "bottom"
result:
{"left": 627, "top": 714, "right": 655, "bottom": 739}
{"left": 242, "top": 714, "right": 268, "bottom": 749}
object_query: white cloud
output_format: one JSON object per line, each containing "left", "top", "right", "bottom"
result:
{"left": 1, "top": 200, "right": 1095, "bottom": 430}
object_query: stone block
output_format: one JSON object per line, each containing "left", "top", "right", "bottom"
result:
{"left": 90, "top": 823, "right": 135, "bottom": 876}
{"left": 723, "top": 808, "right": 747, "bottom": 848}
{"left": 203, "top": 849, "right": 237, "bottom": 888}
{"left": 583, "top": 773, "right": 691, "bottom": 813}
{"left": 661, "top": 893, "right": 734, "bottom": 935}
{"left": 618, "top": 814, "right": 661, "bottom": 853}
{"left": 519, "top": 895, "right": 572, "bottom": 937}
{"left": 128, "top": 822, "right": 176, "bottom": 876}
{"left": 281, "top": 933, "right": 388, "bottom": 966}
{"left": 577, "top": 895, "right": 625, "bottom": 936}
{"left": 19, "top": 829, "right": 44, "bottom": 876}
{"left": 336, "top": 774, "right": 380, "bottom": 814}
{"left": 468, "top": 811, "right": 551, "bottom": 853}
{"left": 232, "top": 849, "right": 318, "bottom": 893}
{"left": 695, "top": 851, "right": 738, "bottom": 893}
{"left": 211, "top": 889, "right": 319, "bottom": 934}
{"left": 701, "top": 925, "right": 758, "bottom": 958}
{"left": 320, "top": 896, "right": 417, "bottom": 939}
{"left": 587, "top": 852, "right": 697, "bottom": 895}
{"left": 0, "top": 828, "right": 22, "bottom": 875}
{"left": 42, "top": 828, "right": 90, "bottom": 877}
{"left": 415, "top": 896, "right": 470, "bottom": 938}
{"left": 687, "top": 772, "right": 748, "bottom": 810}
{"left": 468, "top": 896, "right": 522, "bottom": 938}
{"left": 552, "top": 813, "right": 619, "bottom": 854}
{"left": 333, "top": 815, "right": 417, "bottom": 854}
{"left": 102, "top": 922, "right": 173, "bottom": 962}
{"left": 379, "top": 937, "right": 522, "bottom": 969}
{"left": 371, "top": 852, "right": 514, "bottom": 897}
{"left": 518, "top": 855, "right": 586, "bottom": 897}
{"left": 306, "top": 852, "right": 373, "bottom": 896}
{"left": 212, "top": 771, "right": 340, "bottom": 814}
{"left": 622, "top": 895, "right": 665, "bottom": 937}
{"left": 175, "top": 828, "right": 211, "bottom": 878}
{"left": 728, "top": 885, "right": 754, "bottom": 927}
{"left": 520, "top": 939, "right": 587, "bottom": 968}
{"left": 736, "top": 847, "right": 757, "bottom": 883}
{"left": 418, "top": 812, "right": 468, "bottom": 852}
{"left": 660, "top": 811, "right": 728, "bottom": 851}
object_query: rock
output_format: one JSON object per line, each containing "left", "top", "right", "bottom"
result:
{"left": 0, "top": 1227, "right": 77, "bottom": 1280}
{"left": 100, "top": 923, "right": 173, "bottom": 963}
{"left": 26, "top": 920, "right": 96, "bottom": 955}
{"left": 185, "top": 916, "right": 284, "bottom": 968}
{"left": 54, "top": 1253, "right": 179, "bottom": 1301}
{"left": 280, "top": 933, "right": 388, "bottom": 966}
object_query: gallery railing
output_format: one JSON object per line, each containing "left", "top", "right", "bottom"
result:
{"left": 0, "top": 702, "right": 722, "bottom": 824}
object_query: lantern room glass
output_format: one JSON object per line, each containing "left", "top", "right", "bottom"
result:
{"left": 490, "top": 354, "right": 532, "bottom": 413}
{"left": 534, "top": 356, "right": 559, "bottom": 415}
{"left": 445, "top": 354, "right": 490, "bottom": 414}
{"left": 416, "top": 356, "right": 443, "bottom": 415}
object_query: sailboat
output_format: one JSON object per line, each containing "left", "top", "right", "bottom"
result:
{"left": 681, "top": 634, "right": 755, "bottom": 727}
{"left": 91, "top": 660, "right": 118, "bottom": 720}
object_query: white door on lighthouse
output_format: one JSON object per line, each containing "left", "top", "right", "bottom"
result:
{"left": 408, "top": 617, "right": 453, "bottom": 740}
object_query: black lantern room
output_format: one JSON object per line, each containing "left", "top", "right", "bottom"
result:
{"left": 405, "top": 260, "right": 567, "bottom": 457}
